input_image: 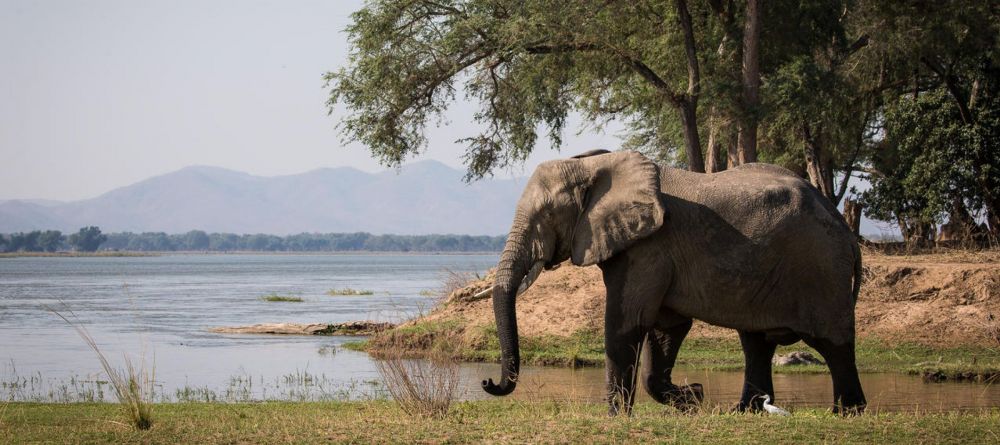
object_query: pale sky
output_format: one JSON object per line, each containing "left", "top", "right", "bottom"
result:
{"left": 0, "top": 0, "right": 624, "bottom": 201}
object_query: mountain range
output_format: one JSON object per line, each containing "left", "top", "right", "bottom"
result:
{"left": 1, "top": 160, "right": 891, "bottom": 237}
{"left": 0, "top": 161, "right": 527, "bottom": 235}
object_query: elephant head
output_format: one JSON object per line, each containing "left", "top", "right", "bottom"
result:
{"left": 482, "top": 150, "right": 667, "bottom": 396}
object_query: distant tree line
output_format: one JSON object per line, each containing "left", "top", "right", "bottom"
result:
{"left": 0, "top": 226, "right": 107, "bottom": 252}
{"left": 1, "top": 227, "right": 505, "bottom": 253}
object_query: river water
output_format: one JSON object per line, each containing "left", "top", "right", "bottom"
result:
{"left": 1, "top": 254, "right": 997, "bottom": 412}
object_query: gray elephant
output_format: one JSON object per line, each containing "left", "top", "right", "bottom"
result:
{"left": 481, "top": 149, "right": 866, "bottom": 415}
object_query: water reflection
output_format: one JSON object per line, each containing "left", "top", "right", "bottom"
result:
{"left": 457, "top": 363, "right": 1000, "bottom": 413}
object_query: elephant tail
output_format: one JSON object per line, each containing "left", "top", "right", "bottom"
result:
{"left": 851, "top": 240, "right": 862, "bottom": 305}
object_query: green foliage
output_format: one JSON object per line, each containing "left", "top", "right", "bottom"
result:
{"left": 850, "top": 0, "right": 1000, "bottom": 236}
{"left": 327, "top": 0, "right": 1000, "bottom": 237}
{"left": 260, "top": 294, "right": 304, "bottom": 303}
{"left": 183, "top": 230, "right": 210, "bottom": 250}
{"left": 67, "top": 226, "right": 107, "bottom": 252}
{"left": 862, "top": 90, "right": 971, "bottom": 226}
{"left": 0, "top": 230, "right": 66, "bottom": 253}
{"left": 326, "top": 0, "right": 731, "bottom": 177}
{"left": 36, "top": 230, "right": 63, "bottom": 252}
{"left": 862, "top": 76, "right": 1000, "bottom": 238}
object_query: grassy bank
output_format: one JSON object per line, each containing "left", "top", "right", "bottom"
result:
{"left": 347, "top": 321, "right": 1000, "bottom": 380}
{"left": 2, "top": 401, "right": 997, "bottom": 444}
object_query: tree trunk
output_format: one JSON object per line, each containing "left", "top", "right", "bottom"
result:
{"left": 843, "top": 199, "right": 862, "bottom": 238}
{"left": 680, "top": 103, "right": 705, "bottom": 173}
{"left": 737, "top": 0, "right": 761, "bottom": 164}
{"left": 802, "top": 123, "right": 835, "bottom": 201}
{"left": 726, "top": 123, "right": 740, "bottom": 169}
{"left": 676, "top": 0, "right": 704, "bottom": 173}
{"left": 705, "top": 114, "right": 723, "bottom": 173}
{"left": 938, "top": 197, "right": 979, "bottom": 243}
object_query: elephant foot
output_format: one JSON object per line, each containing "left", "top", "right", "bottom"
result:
{"left": 832, "top": 398, "right": 867, "bottom": 416}
{"left": 652, "top": 383, "right": 704, "bottom": 411}
{"left": 734, "top": 394, "right": 766, "bottom": 413}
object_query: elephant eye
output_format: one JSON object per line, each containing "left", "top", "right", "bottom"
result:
{"left": 579, "top": 186, "right": 591, "bottom": 208}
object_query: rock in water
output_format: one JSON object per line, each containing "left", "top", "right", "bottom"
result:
{"left": 210, "top": 321, "right": 394, "bottom": 336}
{"left": 772, "top": 351, "right": 824, "bottom": 366}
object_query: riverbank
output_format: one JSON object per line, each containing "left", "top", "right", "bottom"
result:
{"left": 351, "top": 250, "right": 1000, "bottom": 379}
{"left": 3, "top": 401, "right": 998, "bottom": 444}
{"left": 0, "top": 251, "right": 157, "bottom": 258}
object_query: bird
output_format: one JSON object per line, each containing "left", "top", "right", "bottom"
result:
{"left": 762, "top": 394, "right": 790, "bottom": 416}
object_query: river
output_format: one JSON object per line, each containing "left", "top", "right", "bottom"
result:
{"left": 1, "top": 254, "right": 997, "bottom": 411}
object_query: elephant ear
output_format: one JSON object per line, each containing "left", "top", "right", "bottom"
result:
{"left": 571, "top": 151, "right": 667, "bottom": 266}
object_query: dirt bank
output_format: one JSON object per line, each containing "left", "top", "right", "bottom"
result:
{"left": 405, "top": 250, "right": 1000, "bottom": 348}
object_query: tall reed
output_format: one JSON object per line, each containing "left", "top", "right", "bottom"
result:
{"left": 49, "top": 307, "right": 155, "bottom": 430}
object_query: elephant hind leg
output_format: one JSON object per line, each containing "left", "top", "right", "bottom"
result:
{"left": 801, "top": 336, "right": 867, "bottom": 415}
{"left": 736, "top": 331, "right": 777, "bottom": 412}
{"left": 641, "top": 320, "right": 704, "bottom": 409}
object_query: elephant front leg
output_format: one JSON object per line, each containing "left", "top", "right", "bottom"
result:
{"left": 599, "top": 250, "right": 670, "bottom": 417}
{"left": 604, "top": 325, "right": 645, "bottom": 417}
{"left": 641, "top": 320, "right": 704, "bottom": 410}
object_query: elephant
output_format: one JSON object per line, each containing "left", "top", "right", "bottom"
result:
{"left": 481, "top": 149, "right": 866, "bottom": 415}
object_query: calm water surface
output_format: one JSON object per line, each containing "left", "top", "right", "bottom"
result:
{"left": 1, "top": 254, "right": 998, "bottom": 411}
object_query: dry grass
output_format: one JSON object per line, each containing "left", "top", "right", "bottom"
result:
{"left": 861, "top": 243, "right": 1000, "bottom": 263}
{"left": 48, "top": 307, "right": 155, "bottom": 430}
{"left": 373, "top": 338, "right": 461, "bottom": 418}
{"left": 440, "top": 268, "right": 481, "bottom": 298}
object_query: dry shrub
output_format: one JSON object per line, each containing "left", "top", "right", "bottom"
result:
{"left": 49, "top": 307, "right": 155, "bottom": 430}
{"left": 440, "top": 268, "right": 483, "bottom": 298}
{"left": 374, "top": 337, "right": 461, "bottom": 418}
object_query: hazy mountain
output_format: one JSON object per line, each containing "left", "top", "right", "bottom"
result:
{"left": 0, "top": 162, "right": 527, "bottom": 235}
{"left": 0, "top": 161, "right": 893, "bottom": 237}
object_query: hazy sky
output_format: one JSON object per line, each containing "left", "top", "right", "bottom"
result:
{"left": 1, "top": 0, "right": 624, "bottom": 201}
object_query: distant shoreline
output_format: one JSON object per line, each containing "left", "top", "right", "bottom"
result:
{"left": 0, "top": 251, "right": 158, "bottom": 258}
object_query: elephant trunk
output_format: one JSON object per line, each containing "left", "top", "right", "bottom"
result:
{"left": 482, "top": 215, "right": 532, "bottom": 396}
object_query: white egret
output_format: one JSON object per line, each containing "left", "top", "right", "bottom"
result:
{"left": 762, "top": 395, "right": 790, "bottom": 416}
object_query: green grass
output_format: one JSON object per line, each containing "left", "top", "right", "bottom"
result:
{"left": 325, "top": 288, "right": 375, "bottom": 296}
{"left": 1, "top": 401, "right": 997, "bottom": 444}
{"left": 259, "top": 294, "right": 303, "bottom": 303}
{"left": 356, "top": 321, "right": 1000, "bottom": 377}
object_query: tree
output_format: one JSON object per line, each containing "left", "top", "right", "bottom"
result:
{"left": 37, "top": 230, "right": 64, "bottom": 252}
{"left": 850, "top": 0, "right": 1000, "bottom": 238}
{"left": 329, "top": 1, "right": 874, "bottom": 176}
{"left": 328, "top": 0, "right": 1000, "bottom": 241}
{"left": 69, "top": 226, "right": 107, "bottom": 252}
{"left": 183, "top": 230, "right": 210, "bottom": 250}
{"left": 7, "top": 231, "right": 41, "bottom": 252}
{"left": 327, "top": 0, "right": 733, "bottom": 177}
{"left": 861, "top": 83, "right": 1000, "bottom": 243}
